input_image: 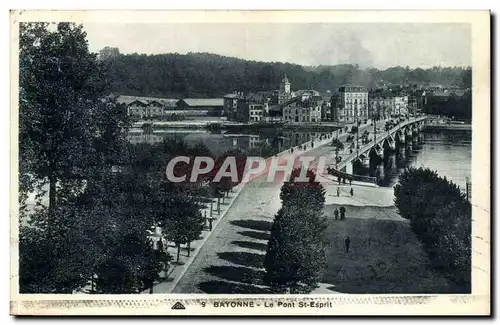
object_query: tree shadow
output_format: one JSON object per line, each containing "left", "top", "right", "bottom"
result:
{"left": 231, "top": 219, "right": 273, "bottom": 232}
{"left": 217, "top": 251, "right": 265, "bottom": 269}
{"left": 198, "top": 280, "right": 270, "bottom": 294}
{"left": 203, "top": 265, "right": 265, "bottom": 285}
{"left": 232, "top": 240, "right": 268, "bottom": 252}
{"left": 238, "top": 230, "right": 270, "bottom": 241}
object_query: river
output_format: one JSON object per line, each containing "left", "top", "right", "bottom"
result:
{"left": 128, "top": 128, "right": 336, "bottom": 157}
{"left": 128, "top": 126, "right": 472, "bottom": 190}
{"left": 352, "top": 129, "right": 472, "bottom": 189}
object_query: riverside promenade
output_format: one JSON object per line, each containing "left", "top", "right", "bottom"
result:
{"left": 165, "top": 120, "right": 388, "bottom": 294}
{"left": 145, "top": 126, "right": 345, "bottom": 293}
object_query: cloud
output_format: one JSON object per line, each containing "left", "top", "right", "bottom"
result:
{"left": 83, "top": 23, "right": 470, "bottom": 69}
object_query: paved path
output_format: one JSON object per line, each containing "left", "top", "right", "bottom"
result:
{"left": 171, "top": 121, "right": 389, "bottom": 293}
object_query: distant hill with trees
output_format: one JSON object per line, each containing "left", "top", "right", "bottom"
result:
{"left": 102, "top": 51, "right": 472, "bottom": 98}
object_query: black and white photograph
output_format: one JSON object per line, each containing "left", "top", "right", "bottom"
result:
{"left": 10, "top": 10, "right": 490, "bottom": 316}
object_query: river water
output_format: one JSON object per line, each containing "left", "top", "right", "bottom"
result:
{"left": 128, "top": 127, "right": 472, "bottom": 190}
{"left": 128, "top": 128, "right": 334, "bottom": 157}
{"left": 352, "top": 129, "right": 472, "bottom": 189}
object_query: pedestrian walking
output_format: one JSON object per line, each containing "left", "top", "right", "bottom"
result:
{"left": 208, "top": 217, "right": 214, "bottom": 231}
{"left": 338, "top": 176, "right": 341, "bottom": 185}
{"left": 334, "top": 208, "right": 339, "bottom": 220}
{"left": 344, "top": 236, "right": 351, "bottom": 253}
{"left": 340, "top": 206, "right": 346, "bottom": 220}
{"left": 350, "top": 187, "right": 354, "bottom": 196}
{"left": 349, "top": 179, "right": 352, "bottom": 186}
{"left": 337, "top": 187, "right": 340, "bottom": 197}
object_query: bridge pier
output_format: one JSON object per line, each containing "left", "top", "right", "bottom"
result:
{"left": 377, "top": 147, "right": 384, "bottom": 158}
{"left": 345, "top": 161, "right": 353, "bottom": 174}
{"left": 397, "top": 132, "right": 405, "bottom": 144}
{"left": 360, "top": 156, "right": 370, "bottom": 168}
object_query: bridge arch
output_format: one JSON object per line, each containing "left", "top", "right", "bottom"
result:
{"left": 395, "top": 130, "right": 405, "bottom": 143}
{"left": 369, "top": 146, "right": 383, "bottom": 161}
{"left": 383, "top": 136, "right": 396, "bottom": 151}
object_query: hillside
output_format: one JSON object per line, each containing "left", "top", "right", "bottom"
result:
{"left": 103, "top": 52, "right": 472, "bottom": 98}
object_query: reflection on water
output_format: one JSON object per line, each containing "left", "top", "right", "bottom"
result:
{"left": 128, "top": 127, "right": 472, "bottom": 189}
{"left": 128, "top": 128, "right": 335, "bottom": 157}
{"left": 353, "top": 130, "right": 472, "bottom": 189}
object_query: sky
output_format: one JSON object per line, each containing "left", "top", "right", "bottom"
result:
{"left": 83, "top": 23, "right": 471, "bottom": 69}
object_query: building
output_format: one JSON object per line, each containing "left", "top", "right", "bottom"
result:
{"left": 267, "top": 105, "right": 283, "bottom": 122}
{"left": 271, "top": 75, "right": 293, "bottom": 105}
{"left": 424, "top": 91, "right": 451, "bottom": 115}
{"left": 282, "top": 97, "right": 322, "bottom": 123}
{"left": 116, "top": 95, "right": 179, "bottom": 120}
{"left": 368, "top": 90, "right": 394, "bottom": 120}
{"left": 331, "top": 85, "right": 369, "bottom": 122}
{"left": 294, "top": 89, "right": 321, "bottom": 101}
{"left": 394, "top": 95, "right": 409, "bottom": 116}
{"left": 321, "top": 100, "right": 332, "bottom": 121}
{"left": 223, "top": 92, "right": 243, "bottom": 118}
{"left": 234, "top": 93, "right": 269, "bottom": 123}
{"left": 176, "top": 98, "right": 224, "bottom": 116}
{"left": 368, "top": 90, "right": 409, "bottom": 119}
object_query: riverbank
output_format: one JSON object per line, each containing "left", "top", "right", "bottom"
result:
{"left": 424, "top": 123, "right": 471, "bottom": 131}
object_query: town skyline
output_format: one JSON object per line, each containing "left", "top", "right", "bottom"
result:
{"left": 84, "top": 23, "right": 471, "bottom": 69}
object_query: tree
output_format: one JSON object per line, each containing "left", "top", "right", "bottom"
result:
{"left": 19, "top": 22, "right": 125, "bottom": 218}
{"left": 393, "top": 167, "right": 471, "bottom": 290}
{"left": 160, "top": 194, "right": 204, "bottom": 263}
{"left": 280, "top": 169, "right": 326, "bottom": 213}
{"left": 264, "top": 205, "right": 326, "bottom": 293}
{"left": 205, "top": 148, "right": 247, "bottom": 212}
{"left": 95, "top": 257, "right": 138, "bottom": 294}
{"left": 98, "top": 46, "right": 120, "bottom": 61}
{"left": 104, "top": 52, "right": 469, "bottom": 98}
{"left": 19, "top": 23, "right": 131, "bottom": 293}
{"left": 264, "top": 168, "right": 327, "bottom": 293}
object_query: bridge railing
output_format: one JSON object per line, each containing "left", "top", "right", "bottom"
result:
{"left": 326, "top": 167, "right": 378, "bottom": 185}
{"left": 328, "top": 116, "right": 427, "bottom": 183}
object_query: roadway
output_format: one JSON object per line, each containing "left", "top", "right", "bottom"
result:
{"left": 336, "top": 116, "right": 426, "bottom": 170}
{"left": 171, "top": 118, "right": 389, "bottom": 293}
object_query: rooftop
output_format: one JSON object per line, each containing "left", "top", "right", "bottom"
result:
{"left": 223, "top": 93, "right": 242, "bottom": 99}
{"left": 116, "top": 95, "right": 178, "bottom": 107}
{"left": 339, "top": 85, "right": 367, "bottom": 92}
{"left": 180, "top": 98, "right": 224, "bottom": 107}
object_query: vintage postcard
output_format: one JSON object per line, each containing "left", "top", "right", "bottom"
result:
{"left": 10, "top": 10, "right": 490, "bottom": 315}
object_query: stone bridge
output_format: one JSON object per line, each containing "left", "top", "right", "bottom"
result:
{"left": 335, "top": 116, "right": 428, "bottom": 176}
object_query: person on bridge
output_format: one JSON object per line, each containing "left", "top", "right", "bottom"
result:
{"left": 344, "top": 236, "right": 351, "bottom": 253}
{"left": 350, "top": 187, "right": 354, "bottom": 196}
{"left": 334, "top": 208, "right": 339, "bottom": 220}
{"left": 340, "top": 206, "right": 346, "bottom": 220}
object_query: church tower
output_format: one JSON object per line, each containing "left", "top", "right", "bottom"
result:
{"left": 280, "top": 74, "right": 291, "bottom": 94}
